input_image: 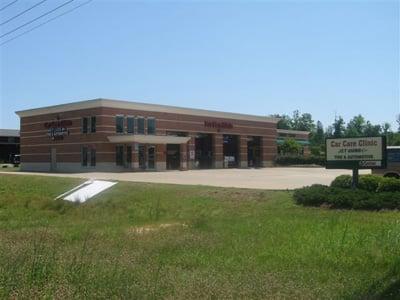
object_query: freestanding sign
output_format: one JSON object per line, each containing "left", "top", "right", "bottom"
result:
{"left": 326, "top": 136, "right": 387, "bottom": 188}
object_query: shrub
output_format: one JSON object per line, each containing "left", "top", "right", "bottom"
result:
{"left": 293, "top": 184, "right": 330, "bottom": 206}
{"left": 293, "top": 185, "right": 400, "bottom": 210}
{"left": 376, "top": 192, "right": 400, "bottom": 209}
{"left": 358, "top": 175, "right": 384, "bottom": 192}
{"left": 275, "top": 155, "right": 325, "bottom": 166}
{"left": 377, "top": 178, "right": 400, "bottom": 193}
{"left": 330, "top": 175, "right": 352, "bottom": 189}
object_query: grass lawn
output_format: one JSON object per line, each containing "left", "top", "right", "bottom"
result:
{"left": 0, "top": 174, "right": 399, "bottom": 299}
{"left": 0, "top": 166, "right": 19, "bottom": 172}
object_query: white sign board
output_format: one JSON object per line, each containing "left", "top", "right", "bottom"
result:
{"left": 326, "top": 136, "right": 386, "bottom": 169}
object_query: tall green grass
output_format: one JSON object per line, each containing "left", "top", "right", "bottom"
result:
{"left": 0, "top": 174, "right": 399, "bottom": 298}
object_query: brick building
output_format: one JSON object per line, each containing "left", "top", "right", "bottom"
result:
{"left": 0, "top": 129, "right": 20, "bottom": 163}
{"left": 16, "top": 99, "right": 279, "bottom": 172}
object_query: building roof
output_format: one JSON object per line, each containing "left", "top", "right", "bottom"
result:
{"left": 0, "top": 129, "right": 20, "bottom": 137}
{"left": 15, "top": 98, "right": 280, "bottom": 123}
{"left": 276, "top": 129, "right": 310, "bottom": 135}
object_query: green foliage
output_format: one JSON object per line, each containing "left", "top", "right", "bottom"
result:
{"left": 397, "top": 114, "right": 400, "bottom": 132}
{"left": 345, "top": 114, "right": 366, "bottom": 137}
{"left": 291, "top": 110, "right": 315, "bottom": 131}
{"left": 330, "top": 174, "right": 399, "bottom": 193}
{"left": 274, "top": 114, "right": 292, "bottom": 130}
{"left": 278, "top": 138, "right": 302, "bottom": 155}
{"left": 292, "top": 184, "right": 331, "bottom": 206}
{"left": 358, "top": 175, "right": 384, "bottom": 192}
{"left": 333, "top": 116, "right": 346, "bottom": 138}
{"left": 274, "top": 110, "right": 315, "bottom": 131}
{"left": 310, "top": 145, "right": 323, "bottom": 156}
{"left": 310, "top": 120, "right": 324, "bottom": 146}
{"left": 294, "top": 184, "right": 400, "bottom": 210}
{"left": 364, "top": 121, "right": 382, "bottom": 136}
{"left": 275, "top": 155, "right": 325, "bottom": 166}
{"left": 387, "top": 132, "right": 400, "bottom": 146}
{"left": 377, "top": 178, "right": 400, "bottom": 193}
{"left": 330, "top": 175, "right": 352, "bottom": 189}
{"left": 1, "top": 174, "right": 400, "bottom": 299}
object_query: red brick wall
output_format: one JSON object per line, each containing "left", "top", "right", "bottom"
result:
{"left": 20, "top": 106, "right": 278, "bottom": 166}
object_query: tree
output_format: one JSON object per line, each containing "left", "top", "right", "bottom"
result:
{"left": 332, "top": 116, "right": 345, "bottom": 138}
{"left": 310, "top": 120, "right": 324, "bottom": 145}
{"left": 397, "top": 114, "right": 400, "bottom": 133}
{"left": 363, "top": 121, "right": 381, "bottom": 136}
{"left": 345, "top": 115, "right": 365, "bottom": 136}
{"left": 279, "top": 138, "right": 302, "bottom": 155}
{"left": 274, "top": 114, "right": 292, "bottom": 130}
{"left": 291, "top": 110, "right": 315, "bottom": 131}
{"left": 382, "top": 122, "right": 391, "bottom": 134}
{"left": 297, "top": 113, "right": 315, "bottom": 131}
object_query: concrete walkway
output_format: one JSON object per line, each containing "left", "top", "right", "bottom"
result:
{"left": 0, "top": 167, "right": 370, "bottom": 190}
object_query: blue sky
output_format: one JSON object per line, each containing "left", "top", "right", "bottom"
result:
{"left": 0, "top": 0, "right": 399, "bottom": 130}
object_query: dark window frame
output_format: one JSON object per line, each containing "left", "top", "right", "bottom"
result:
{"left": 81, "top": 146, "right": 88, "bottom": 166}
{"left": 90, "top": 116, "right": 96, "bottom": 133}
{"left": 116, "top": 145, "right": 124, "bottom": 166}
{"left": 137, "top": 117, "right": 145, "bottom": 134}
{"left": 147, "top": 117, "right": 156, "bottom": 135}
{"left": 127, "top": 116, "right": 135, "bottom": 134}
{"left": 90, "top": 148, "right": 96, "bottom": 166}
{"left": 82, "top": 117, "right": 89, "bottom": 134}
{"left": 116, "top": 115, "right": 124, "bottom": 133}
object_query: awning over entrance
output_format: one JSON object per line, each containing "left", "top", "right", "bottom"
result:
{"left": 107, "top": 134, "right": 191, "bottom": 144}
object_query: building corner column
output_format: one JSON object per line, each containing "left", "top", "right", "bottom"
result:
{"left": 261, "top": 136, "right": 276, "bottom": 167}
{"left": 132, "top": 143, "right": 139, "bottom": 170}
{"left": 238, "top": 135, "right": 248, "bottom": 168}
{"left": 188, "top": 133, "right": 196, "bottom": 169}
{"left": 213, "top": 133, "right": 223, "bottom": 168}
{"left": 180, "top": 143, "right": 188, "bottom": 170}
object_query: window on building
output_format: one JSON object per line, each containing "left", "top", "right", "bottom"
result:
{"left": 147, "top": 118, "right": 156, "bottom": 135}
{"left": 82, "top": 117, "right": 88, "bottom": 133}
{"left": 116, "top": 145, "right": 124, "bottom": 166}
{"left": 116, "top": 116, "right": 124, "bottom": 133}
{"left": 137, "top": 117, "right": 145, "bottom": 134}
{"left": 90, "top": 148, "right": 96, "bottom": 166}
{"left": 91, "top": 116, "right": 96, "bottom": 133}
{"left": 127, "top": 116, "right": 135, "bottom": 134}
{"left": 82, "top": 146, "right": 88, "bottom": 166}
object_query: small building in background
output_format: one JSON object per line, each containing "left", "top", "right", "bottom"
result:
{"left": 276, "top": 129, "right": 310, "bottom": 156}
{"left": 0, "top": 129, "right": 20, "bottom": 163}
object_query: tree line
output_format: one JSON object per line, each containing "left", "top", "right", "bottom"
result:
{"left": 272, "top": 111, "right": 400, "bottom": 156}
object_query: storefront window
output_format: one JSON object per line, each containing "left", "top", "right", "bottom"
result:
{"left": 116, "top": 145, "right": 124, "bottom": 166}
{"left": 147, "top": 118, "right": 156, "bottom": 135}
{"left": 82, "top": 117, "right": 88, "bottom": 133}
{"left": 90, "top": 148, "right": 96, "bottom": 166}
{"left": 116, "top": 116, "right": 124, "bottom": 133}
{"left": 91, "top": 116, "right": 96, "bottom": 133}
{"left": 137, "top": 117, "right": 145, "bottom": 134}
{"left": 81, "top": 146, "right": 88, "bottom": 166}
{"left": 127, "top": 116, "right": 135, "bottom": 134}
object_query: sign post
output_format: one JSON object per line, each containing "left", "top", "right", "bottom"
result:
{"left": 326, "top": 136, "right": 387, "bottom": 188}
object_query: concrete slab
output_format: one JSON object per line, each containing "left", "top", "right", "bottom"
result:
{"left": 0, "top": 167, "right": 370, "bottom": 190}
{"left": 57, "top": 180, "right": 117, "bottom": 203}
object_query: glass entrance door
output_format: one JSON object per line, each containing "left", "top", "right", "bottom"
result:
{"left": 126, "top": 145, "right": 132, "bottom": 168}
{"left": 139, "top": 145, "right": 146, "bottom": 170}
{"left": 148, "top": 146, "right": 155, "bottom": 169}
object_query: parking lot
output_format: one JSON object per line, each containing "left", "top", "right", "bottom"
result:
{"left": 2, "top": 167, "right": 370, "bottom": 190}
